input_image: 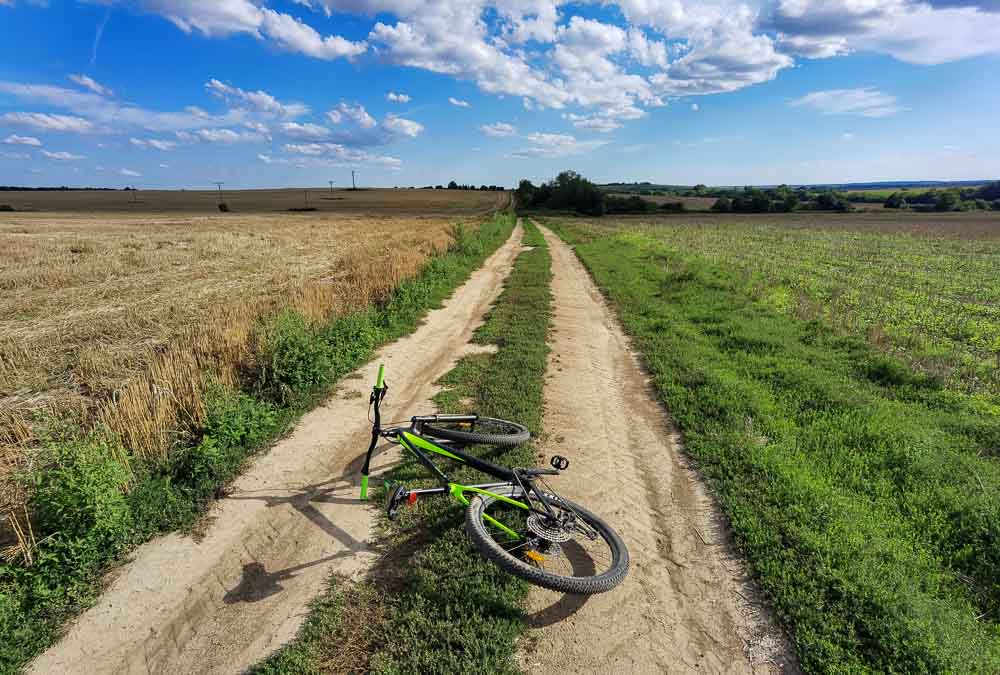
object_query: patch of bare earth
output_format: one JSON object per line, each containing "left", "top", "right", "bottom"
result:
{"left": 517, "top": 226, "right": 795, "bottom": 673}
{"left": 27, "top": 224, "right": 524, "bottom": 675}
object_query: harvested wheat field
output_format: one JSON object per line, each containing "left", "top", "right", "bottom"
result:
{"left": 0, "top": 189, "right": 504, "bottom": 550}
{"left": 0, "top": 186, "right": 507, "bottom": 215}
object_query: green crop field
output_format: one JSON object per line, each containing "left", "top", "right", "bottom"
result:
{"left": 548, "top": 213, "right": 1000, "bottom": 672}
{"left": 585, "top": 215, "right": 1000, "bottom": 398}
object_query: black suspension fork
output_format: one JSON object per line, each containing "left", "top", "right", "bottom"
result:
{"left": 360, "top": 364, "right": 387, "bottom": 500}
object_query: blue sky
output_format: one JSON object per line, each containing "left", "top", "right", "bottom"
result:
{"left": 0, "top": 0, "right": 997, "bottom": 188}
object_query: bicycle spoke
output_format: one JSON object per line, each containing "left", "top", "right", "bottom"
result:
{"left": 482, "top": 494, "right": 617, "bottom": 581}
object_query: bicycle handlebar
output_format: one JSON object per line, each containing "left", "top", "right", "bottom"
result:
{"left": 375, "top": 363, "right": 385, "bottom": 389}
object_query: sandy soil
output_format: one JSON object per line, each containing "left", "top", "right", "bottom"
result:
{"left": 28, "top": 224, "right": 524, "bottom": 675}
{"left": 518, "top": 226, "right": 796, "bottom": 674}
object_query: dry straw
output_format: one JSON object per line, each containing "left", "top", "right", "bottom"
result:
{"left": 0, "top": 196, "right": 495, "bottom": 545}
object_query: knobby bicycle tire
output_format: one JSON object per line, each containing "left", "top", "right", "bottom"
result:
{"left": 465, "top": 486, "right": 629, "bottom": 595}
{"left": 422, "top": 417, "right": 530, "bottom": 447}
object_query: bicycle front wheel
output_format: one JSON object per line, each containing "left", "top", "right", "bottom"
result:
{"left": 465, "top": 486, "right": 629, "bottom": 594}
{"left": 422, "top": 417, "right": 529, "bottom": 447}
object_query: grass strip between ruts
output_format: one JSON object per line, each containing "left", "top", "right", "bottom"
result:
{"left": 253, "top": 220, "right": 553, "bottom": 674}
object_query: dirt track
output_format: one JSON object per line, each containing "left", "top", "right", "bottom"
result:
{"left": 518, "top": 226, "right": 794, "bottom": 673}
{"left": 29, "top": 219, "right": 794, "bottom": 674}
{"left": 28, "top": 224, "right": 524, "bottom": 675}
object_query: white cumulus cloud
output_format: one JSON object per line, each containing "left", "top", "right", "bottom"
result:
{"left": 68, "top": 74, "right": 113, "bottom": 97}
{"left": 511, "top": 132, "right": 609, "bottom": 158}
{"left": 280, "top": 121, "right": 331, "bottom": 139}
{"left": 382, "top": 114, "right": 424, "bottom": 138}
{"left": 327, "top": 102, "right": 376, "bottom": 129}
{"left": 448, "top": 97, "right": 471, "bottom": 108}
{"left": 479, "top": 122, "right": 517, "bottom": 137}
{"left": 113, "top": 1, "right": 366, "bottom": 60}
{"left": 130, "top": 137, "right": 178, "bottom": 150}
{"left": 789, "top": 87, "right": 903, "bottom": 118}
{"left": 41, "top": 150, "right": 85, "bottom": 161}
{"left": 1, "top": 111, "right": 95, "bottom": 133}
{"left": 206, "top": 79, "right": 308, "bottom": 118}
{"left": 4, "top": 134, "right": 42, "bottom": 146}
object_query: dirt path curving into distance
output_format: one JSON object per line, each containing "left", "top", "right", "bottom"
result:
{"left": 30, "top": 224, "right": 525, "bottom": 675}
{"left": 519, "top": 225, "right": 795, "bottom": 674}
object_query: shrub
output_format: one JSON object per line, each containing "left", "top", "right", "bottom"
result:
{"left": 517, "top": 171, "right": 605, "bottom": 215}
{"left": 258, "top": 310, "right": 333, "bottom": 404}
{"left": 31, "top": 436, "right": 133, "bottom": 555}
{"left": 974, "top": 181, "right": 1000, "bottom": 201}
{"left": 935, "top": 190, "right": 961, "bottom": 211}
{"left": 218, "top": 202, "right": 230, "bottom": 212}
{"left": 711, "top": 197, "right": 732, "bottom": 213}
{"left": 0, "top": 204, "right": 15, "bottom": 212}
{"left": 605, "top": 194, "right": 655, "bottom": 214}
{"left": 659, "top": 201, "right": 686, "bottom": 213}
{"left": 885, "top": 192, "right": 907, "bottom": 209}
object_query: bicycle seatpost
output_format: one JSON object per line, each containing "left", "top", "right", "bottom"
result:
{"left": 360, "top": 363, "right": 387, "bottom": 500}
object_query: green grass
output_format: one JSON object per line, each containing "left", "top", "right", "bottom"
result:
{"left": 609, "top": 218, "right": 1000, "bottom": 398}
{"left": 550, "top": 221, "right": 1000, "bottom": 673}
{"left": 0, "top": 213, "right": 516, "bottom": 675}
{"left": 254, "top": 220, "right": 553, "bottom": 674}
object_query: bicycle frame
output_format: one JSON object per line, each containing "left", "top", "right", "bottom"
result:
{"left": 359, "top": 364, "right": 556, "bottom": 534}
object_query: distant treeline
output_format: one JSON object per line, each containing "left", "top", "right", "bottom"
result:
{"left": 880, "top": 182, "right": 1000, "bottom": 212}
{"left": 0, "top": 186, "right": 122, "bottom": 191}
{"left": 709, "top": 186, "right": 853, "bottom": 213}
{"left": 420, "top": 182, "right": 506, "bottom": 191}
{"left": 598, "top": 180, "right": 1000, "bottom": 214}
{"left": 597, "top": 182, "right": 853, "bottom": 212}
{"left": 519, "top": 172, "right": 951, "bottom": 216}
{"left": 602, "top": 179, "right": 994, "bottom": 195}
{"left": 517, "top": 171, "right": 685, "bottom": 215}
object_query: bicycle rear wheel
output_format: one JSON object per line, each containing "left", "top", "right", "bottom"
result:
{"left": 465, "top": 486, "right": 629, "bottom": 594}
{"left": 422, "top": 417, "right": 530, "bottom": 447}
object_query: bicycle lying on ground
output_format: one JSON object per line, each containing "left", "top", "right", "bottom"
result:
{"left": 359, "top": 364, "right": 629, "bottom": 594}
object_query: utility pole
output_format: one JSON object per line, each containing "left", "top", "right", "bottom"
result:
{"left": 304, "top": 190, "right": 310, "bottom": 208}
{"left": 214, "top": 182, "right": 225, "bottom": 202}
{"left": 328, "top": 180, "right": 334, "bottom": 194}
{"left": 351, "top": 170, "right": 357, "bottom": 190}
{"left": 130, "top": 186, "right": 138, "bottom": 203}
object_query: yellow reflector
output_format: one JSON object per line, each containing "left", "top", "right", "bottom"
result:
{"left": 525, "top": 550, "right": 545, "bottom": 562}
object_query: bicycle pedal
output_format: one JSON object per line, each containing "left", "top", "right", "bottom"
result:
{"left": 550, "top": 455, "right": 570, "bottom": 471}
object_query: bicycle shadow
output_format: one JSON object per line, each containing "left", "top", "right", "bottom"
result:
{"left": 220, "top": 456, "right": 406, "bottom": 605}
{"left": 522, "top": 540, "right": 594, "bottom": 628}
{"left": 223, "top": 553, "right": 352, "bottom": 604}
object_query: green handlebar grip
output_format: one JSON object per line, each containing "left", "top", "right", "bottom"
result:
{"left": 375, "top": 363, "right": 385, "bottom": 389}
{"left": 360, "top": 474, "right": 369, "bottom": 500}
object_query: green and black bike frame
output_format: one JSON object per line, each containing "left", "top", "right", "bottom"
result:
{"left": 359, "top": 364, "right": 388, "bottom": 500}
{"left": 359, "top": 364, "right": 561, "bottom": 535}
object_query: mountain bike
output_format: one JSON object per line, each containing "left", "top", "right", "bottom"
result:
{"left": 359, "top": 364, "right": 629, "bottom": 594}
